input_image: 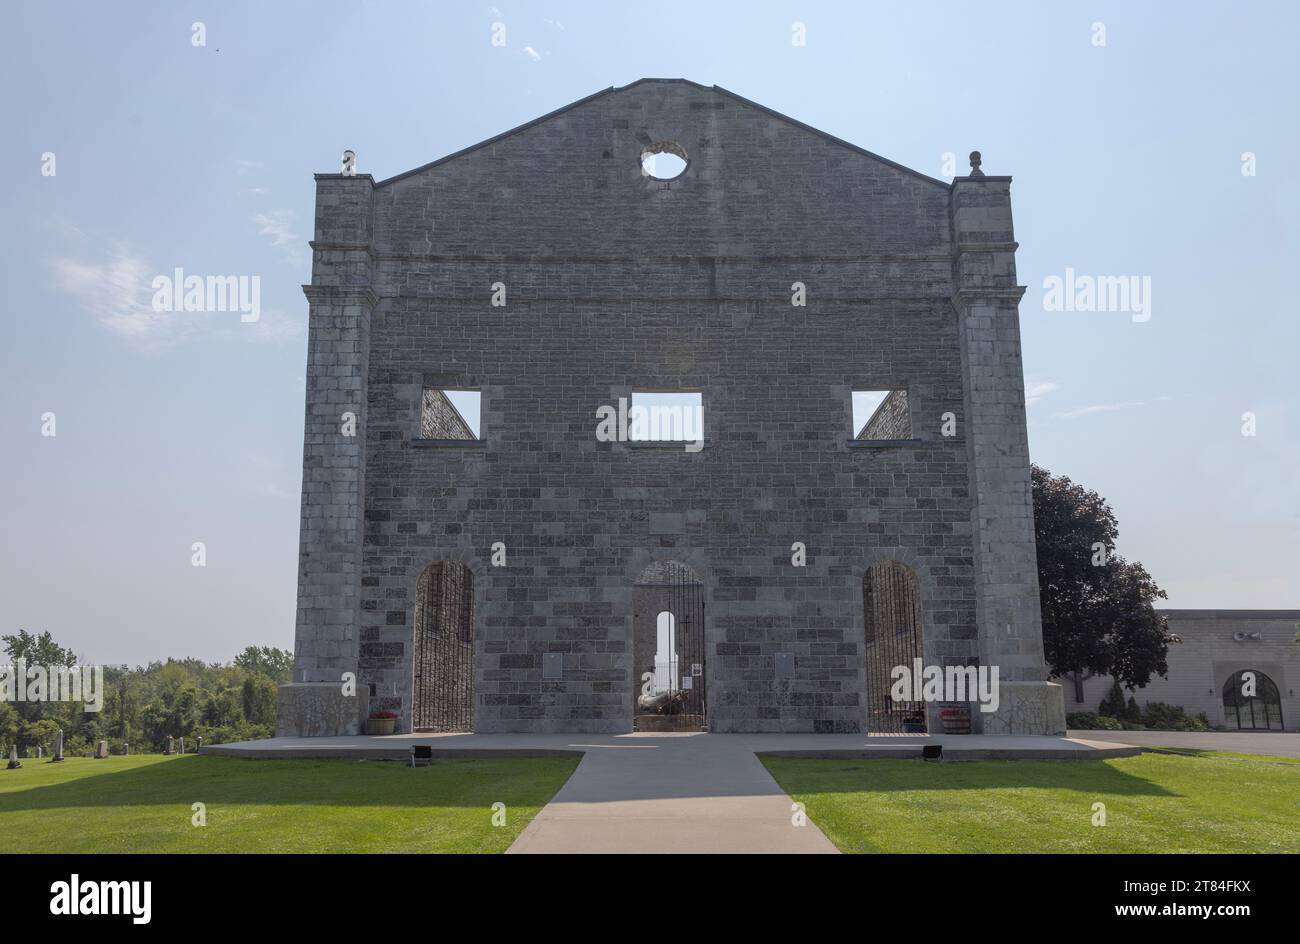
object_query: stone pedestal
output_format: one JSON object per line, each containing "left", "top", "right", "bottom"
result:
{"left": 980, "top": 681, "right": 1066, "bottom": 735}
{"left": 276, "top": 682, "right": 369, "bottom": 737}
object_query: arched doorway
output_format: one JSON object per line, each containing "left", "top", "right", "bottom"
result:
{"left": 863, "top": 560, "right": 925, "bottom": 733}
{"left": 632, "top": 560, "right": 706, "bottom": 731}
{"left": 411, "top": 560, "right": 474, "bottom": 732}
{"left": 1221, "top": 670, "right": 1284, "bottom": 731}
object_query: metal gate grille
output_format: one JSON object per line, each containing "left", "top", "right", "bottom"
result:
{"left": 634, "top": 561, "right": 707, "bottom": 732}
{"left": 412, "top": 561, "right": 474, "bottom": 732}
{"left": 863, "top": 560, "right": 925, "bottom": 734}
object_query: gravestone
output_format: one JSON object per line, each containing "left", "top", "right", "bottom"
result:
{"left": 52, "top": 729, "right": 65, "bottom": 762}
{"left": 6, "top": 746, "right": 19, "bottom": 770}
{"left": 164, "top": 735, "right": 174, "bottom": 755}
{"left": 95, "top": 740, "right": 109, "bottom": 759}
{"left": 178, "top": 737, "right": 185, "bottom": 755}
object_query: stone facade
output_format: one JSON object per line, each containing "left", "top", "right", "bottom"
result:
{"left": 280, "top": 79, "right": 1063, "bottom": 736}
{"left": 419, "top": 389, "right": 475, "bottom": 440}
{"left": 1061, "top": 610, "right": 1299, "bottom": 731}
{"left": 858, "top": 389, "right": 911, "bottom": 440}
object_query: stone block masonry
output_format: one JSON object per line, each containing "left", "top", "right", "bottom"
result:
{"left": 279, "top": 79, "right": 1064, "bottom": 736}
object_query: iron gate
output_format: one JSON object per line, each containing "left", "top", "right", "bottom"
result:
{"left": 863, "top": 560, "right": 926, "bottom": 734}
{"left": 412, "top": 561, "right": 474, "bottom": 732}
{"left": 635, "top": 561, "right": 707, "bottom": 731}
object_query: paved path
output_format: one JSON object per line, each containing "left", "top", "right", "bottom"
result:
{"left": 506, "top": 734, "right": 836, "bottom": 854}
{"left": 1068, "top": 729, "right": 1300, "bottom": 758}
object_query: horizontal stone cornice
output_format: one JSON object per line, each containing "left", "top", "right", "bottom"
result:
{"left": 950, "top": 286, "right": 1027, "bottom": 308}
{"left": 302, "top": 284, "right": 379, "bottom": 307}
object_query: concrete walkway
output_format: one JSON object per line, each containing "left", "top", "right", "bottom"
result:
{"left": 507, "top": 734, "right": 836, "bottom": 854}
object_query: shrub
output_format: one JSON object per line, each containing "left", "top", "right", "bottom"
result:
{"left": 1066, "top": 711, "right": 1124, "bottom": 730}
{"left": 1098, "top": 680, "right": 1128, "bottom": 718}
{"left": 1140, "top": 702, "right": 1206, "bottom": 731}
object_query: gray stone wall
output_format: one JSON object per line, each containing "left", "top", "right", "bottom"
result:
{"left": 859, "top": 389, "right": 911, "bottom": 440}
{"left": 419, "top": 389, "right": 475, "bottom": 440}
{"left": 288, "top": 79, "right": 1058, "bottom": 735}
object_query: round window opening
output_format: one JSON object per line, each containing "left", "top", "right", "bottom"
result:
{"left": 641, "top": 142, "right": 688, "bottom": 180}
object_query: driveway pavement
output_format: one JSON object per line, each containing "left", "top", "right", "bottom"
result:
{"left": 1068, "top": 729, "right": 1300, "bottom": 758}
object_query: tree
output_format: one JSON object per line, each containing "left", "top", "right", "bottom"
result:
{"left": 233, "top": 646, "right": 294, "bottom": 683}
{"left": 1032, "top": 464, "right": 1170, "bottom": 689}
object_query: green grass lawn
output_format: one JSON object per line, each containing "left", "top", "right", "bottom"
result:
{"left": 1148, "top": 746, "right": 1300, "bottom": 764}
{"left": 0, "top": 754, "right": 579, "bottom": 853}
{"left": 761, "top": 752, "right": 1300, "bottom": 853}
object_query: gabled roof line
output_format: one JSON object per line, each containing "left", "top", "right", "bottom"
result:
{"left": 375, "top": 85, "right": 617, "bottom": 187}
{"left": 709, "top": 84, "right": 950, "bottom": 189}
{"left": 374, "top": 78, "right": 948, "bottom": 190}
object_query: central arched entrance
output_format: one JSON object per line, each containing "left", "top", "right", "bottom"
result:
{"left": 863, "top": 559, "right": 925, "bottom": 733}
{"left": 632, "top": 560, "right": 706, "bottom": 731}
{"left": 1222, "top": 669, "right": 1284, "bottom": 730}
{"left": 411, "top": 560, "right": 474, "bottom": 732}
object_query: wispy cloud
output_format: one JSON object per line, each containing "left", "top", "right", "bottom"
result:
{"left": 1051, "top": 397, "right": 1173, "bottom": 420}
{"left": 50, "top": 243, "right": 302, "bottom": 350}
{"left": 50, "top": 244, "right": 190, "bottom": 347}
{"left": 522, "top": 45, "right": 541, "bottom": 62}
{"left": 251, "top": 210, "right": 305, "bottom": 265}
{"left": 1024, "top": 377, "right": 1059, "bottom": 406}
{"left": 233, "top": 159, "right": 261, "bottom": 176}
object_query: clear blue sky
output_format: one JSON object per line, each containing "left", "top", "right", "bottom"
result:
{"left": 2, "top": 2, "right": 1296, "bottom": 665}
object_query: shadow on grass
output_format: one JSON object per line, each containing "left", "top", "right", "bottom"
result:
{"left": 759, "top": 757, "right": 1180, "bottom": 798}
{"left": 0, "top": 755, "right": 580, "bottom": 813}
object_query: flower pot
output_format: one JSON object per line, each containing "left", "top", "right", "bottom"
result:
{"left": 368, "top": 717, "right": 396, "bottom": 736}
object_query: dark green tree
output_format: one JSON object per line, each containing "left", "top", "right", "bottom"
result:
{"left": 1032, "top": 464, "right": 1171, "bottom": 690}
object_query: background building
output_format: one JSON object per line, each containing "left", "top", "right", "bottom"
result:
{"left": 1062, "top": 610, "right": 1299, "bottom": 731}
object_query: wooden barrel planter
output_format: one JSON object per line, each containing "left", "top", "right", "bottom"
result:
{"left": 940, "top": 706, "right": 972, "bottom": 735}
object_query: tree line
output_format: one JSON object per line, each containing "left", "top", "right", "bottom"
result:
{"left": 1, "top": 631, "right": 291, "bottom": 756}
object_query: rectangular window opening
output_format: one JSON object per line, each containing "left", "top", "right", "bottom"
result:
{"left": 853, "top": 389, "right": 911, "bottom": 441}
{"left": 629, "top": 391, "right": 703, "bottom": 443}
{"left": 420, "top": 388, "right": 481, "bottom": 440}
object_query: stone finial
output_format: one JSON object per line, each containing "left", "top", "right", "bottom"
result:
{"left": 341, "top": 149, "right": 357, "bottom": 176}
{"left": 968, "top": 151, "right": 984, "bottom": 176}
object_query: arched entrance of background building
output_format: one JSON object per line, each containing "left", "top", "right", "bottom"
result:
{"left": 1221, "top": 669, "right": 1284, "bottom": 730}
{"left": 632, "top": 560, "right": 706, "bottom": 731}
{"left": 411, "top": 560, "right": 474, "bottom": 732}
{"left": 863, "top": 560, "right": 925, "bottom": 733}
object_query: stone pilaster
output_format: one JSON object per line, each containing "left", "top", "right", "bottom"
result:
{"left": 951, "top": 158, "right": 1065, "bottom": 734}
{"left": 279, "top": 173, "right": 375, "bottom": 736}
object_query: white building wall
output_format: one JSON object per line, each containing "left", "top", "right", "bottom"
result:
{"left": 1056, "top": 610, "right": 1299, "bottom": 732}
